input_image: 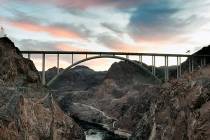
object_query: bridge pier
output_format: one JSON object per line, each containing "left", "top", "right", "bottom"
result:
{"left": 177, "top": 57, "right": 179, "bottom": 78}
{"left": 72, "top": 53, "right": 74, "bottom": 64}
{"left": 126, "top": 55, "right": 129, "bottom": 59}
{"left": 179, "top": 57, "right": 182, "bottom": 77}
{"left": 28, "top": 53, "right": 31, "bottom": 60}
{"left": 176, "top": 57, "right": 182, "bottom": 78}
{"left": 164, "top": 56, "right": 169, "bottom": 81}
{"left": 42, "top": 53, "right": 46, "bottom": 85}
{"left": 201, "top": 56, "right": 207, "bottom": 67}
{"left": 152, "top": 56, "right": 156, "bottom": 75}
{"left": 188, "top": 57, "right": 191, "bottom": 73}
{"left": 188, "top": 56, "right": 195, "bottom": 73}
{"left": 139, "top": 55, "right": 142, "bottom": 65}
{"left": 57, "top": 54, "right": 60, "bottom": 75}
{"left": 204, "top": 57, "right": 206, "bottom": 66}
{"left": 201, "top": 57, "right": 203, "bottom": 67}
{"left": 192, "top": 57, "right": 194, "bottom": 72}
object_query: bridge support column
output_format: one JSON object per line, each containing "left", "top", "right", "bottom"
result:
{"left": 177, "top": 57, "right": 179, "bottom": 79}
{"left": 139, "top": 55, "right": 142, "bottom": 65}
{"left": 28, "top": 53, "right": 31, "bottom": 60}
{"left": 42, "top": 53, "right": 46, "bottom": 85}
{"left": 204, "top": 57, "right": 206, "bottom": 66}
{"left": 179, "top": 57, "right": 182, "bottom": 76}
{"left": 86, "top": 54, "right": 88, "bottom": 59}
{"left": 176, "top": 56, "right": 181, "bottom": 79}
{"left": 165, "top": 56, "right": 169, "bottom": 82}
{"left": 126, "top": 55, "right": 129, "bottom": 59}
{"left": 192, "top": 57, "right": 194, "bottom": 72}
{"left": 188, "top": 57, "right": 194, "bottom": 72}
{"left": 188, "top": 57, "right": 191, "bottom": 73}
{"left": 201, "top": 57, "right": 203, "bottom": 67}
{"left": 57, "top": 54, "right": 60, "bottom": 75}
{"left": 152, "top": 56, "right": 156, "bottom": 75}
{"left": 72, "top": 53, "right": 74, "bottom": 64}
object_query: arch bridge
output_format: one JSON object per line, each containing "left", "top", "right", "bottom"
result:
{"left": 20, "top": 51, "right": 209, "bottom": 86}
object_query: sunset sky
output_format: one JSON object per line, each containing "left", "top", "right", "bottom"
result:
{"left": 0, "top": 0, "right": 210, "bottom": 70}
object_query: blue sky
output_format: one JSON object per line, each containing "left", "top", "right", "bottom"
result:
{"left": 0, "top": 0, "right": 210, "bottom": 70}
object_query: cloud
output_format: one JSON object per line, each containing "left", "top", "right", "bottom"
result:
{"left": 128, "top": 0, "right": 208, "bottom": 42}
{"left": 17, "top": 39, "right": 55, "bottom": 51}
{"left": 16, "top": 39, "right": 89, "bottom": 51}
{"left": 97, "top": 34, "right": 140, "bottom": 52}
{"left": 101, "top": 22, "right": 124, "bottom": 34}
{"left": 10, "top": 21, "right": 83, "bottom": 40}
{"left": 55, "top": 44, "right": 89, "bottom": 51}
{"left": 8, "top": 9, "right": 43, "bottom": 24}
{"left": 15, "top": 0, "right": 148, "bottom": 9}
{"left": 51, "top": 23, "right": 93, "bottom": 38}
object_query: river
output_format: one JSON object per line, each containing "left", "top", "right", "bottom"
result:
{"left": 76, "top": 119, "right": 128, "bottom": 140}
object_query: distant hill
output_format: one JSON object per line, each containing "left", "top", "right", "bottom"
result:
{"left": 46, "top": 65, "right": 106, "bottom": 90}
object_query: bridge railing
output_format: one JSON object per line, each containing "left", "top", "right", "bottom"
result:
{"left": 20, "top": 51, "right": 210, "bottom": 85}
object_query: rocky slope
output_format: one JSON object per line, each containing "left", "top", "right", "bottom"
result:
{"left": 51, "top": 61, "right": 161, "bottom": 138}
{"left": 0, "top": 37, "right": 85, "bottom": 140}
{"left": 132, "top": 65, "right": 210, "bottom": 140}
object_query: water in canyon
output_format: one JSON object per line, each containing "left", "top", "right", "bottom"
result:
{"left": 77, "top": 120, "right": 127, "bottom": 140}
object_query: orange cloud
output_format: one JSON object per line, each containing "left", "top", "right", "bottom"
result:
{"left": 134, "top": 34, "right": 180, "bottom": 44}
{"left": 114, "top": 44, "right": 138, "bottom": 52}
{"left": 10, "top": 22, "right": 82, "bottom": 39}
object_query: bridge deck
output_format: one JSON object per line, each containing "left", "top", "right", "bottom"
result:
{"left": 20, "top": 51, "right": 207, "bottom": 57}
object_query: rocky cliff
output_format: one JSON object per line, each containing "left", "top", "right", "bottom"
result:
{"left": 131, "top": 45, "right": 210, "bottom": 140}
{"left": 0, "top": 37, "right": 40, "bottom": 87}
{"left": 0, "top": 37, "right": 85, "bottom": 140}
{"left": 132, "top": 65, "right": 210, "bottom": 140}
{"left": 51, "top": 60, "right": 160, "bottom": 138}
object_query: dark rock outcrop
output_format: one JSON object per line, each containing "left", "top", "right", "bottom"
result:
{"left": 0, "top": 37, "right": 40, "bottom": 87}
{"left": 47, "top": 65, "right": 106, "bottom": 91}
{"left": 0, "top": 37, "right": 85, "bottom": 140}
{"left": 106, "top": 61, "right": 161, "bottom": 86}
{"left": 131, "top": 65, "right": 210, "bottom": 140}
{"left": 0, "top": 88, "right": 85, "bottom": 140}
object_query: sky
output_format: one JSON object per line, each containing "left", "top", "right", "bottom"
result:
{"left": 0, "top": 0, "right": 210, "bottom": 71}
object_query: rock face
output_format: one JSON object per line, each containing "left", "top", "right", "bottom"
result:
{"left": 0, "top": 88, "right": 85, "bottom": 140}
{"left": 47, "top": 66, "right": 106, "bottom": 91}
{"left": 51, "top": 61, "right": 160, "bottom": 137}
{"left": 131, "top": 66, "right": 210, "bottom": 140}
{"left": 0, "top": 37, "right": 40, "bottom": 87}
{"left": 0, "top": 37, "right": 85, "bottom": 140}
{"left": 105, "top": 61, "right": 161, "bottom": 86}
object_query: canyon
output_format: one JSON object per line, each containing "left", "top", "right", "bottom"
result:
{"left": 1, "top": 36, "right": 210, "bottom": 140}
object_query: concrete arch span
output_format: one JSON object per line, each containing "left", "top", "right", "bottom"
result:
{"left": 47, "top": 55, "right": 162, "bottom": 87}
